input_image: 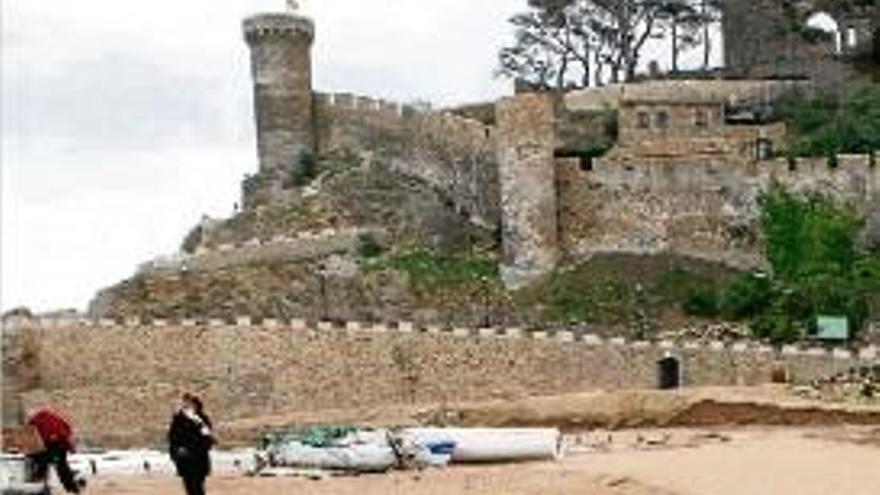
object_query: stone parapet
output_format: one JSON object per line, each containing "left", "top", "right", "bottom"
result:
{"left": 243, "top": 13, "right": 315, "bottom": 42}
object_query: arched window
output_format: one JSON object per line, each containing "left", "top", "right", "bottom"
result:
{"left": 806, "top": 12, "right": 842, "bottom": 54}
{"left": 847, "top": 26, "right": 858, "bottom": 48}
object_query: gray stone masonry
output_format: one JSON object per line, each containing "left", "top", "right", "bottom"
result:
{"left": 496, "top": 93, "right": 559, "bottom": 289}
{"left": 244, "top": 13, "right": 316, "bottom": 174}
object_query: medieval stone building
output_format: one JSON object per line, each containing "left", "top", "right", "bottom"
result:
{"left": 241, "top": 8, "right": 879, "bottom": 289}
{"left": 722, "top": 0, "right": 878, "bottom": 79}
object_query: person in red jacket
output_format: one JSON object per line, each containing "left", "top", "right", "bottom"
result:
{"left": 26, "top": 407, "right": 83, "bottom": 493}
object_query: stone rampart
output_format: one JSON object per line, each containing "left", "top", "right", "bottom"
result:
{"left": 559, "top": 154, "right": 878, "bottom": 269}
{"left": 3, "top": 317, "right": 876, "bottom": 446}
{"left": 564, "top": 80, "right": 809, "bottom": 112}
{"left": 314, "top": 92, "right": 500, "bottom": 226}
{"left": 138, "top": 228, "right": 366, "bottom": 275}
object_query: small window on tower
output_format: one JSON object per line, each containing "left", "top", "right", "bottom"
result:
{"left": 757, "top": 138, "right": 774, "bottom": 161}
{"left": 637, "top": 112, "right": 651, "bottom": 129}
{"left": 655, "top": 111, "right": 669, "bottom": 129}
{"left": 695, "top": 109, "right": 709, "bottom": 127}
{"left": 847, "top": 27, "right": 858, "bottom": 47}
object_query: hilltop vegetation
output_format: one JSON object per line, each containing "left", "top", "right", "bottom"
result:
{"left": 777, "top": 83, "right": 880, "bottom": 157}
{"left": 684, "top": 186, "right": 880, "bottom": 344}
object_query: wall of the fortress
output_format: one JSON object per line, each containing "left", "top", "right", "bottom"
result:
{"left": 496, "top": 94, "right": 560, "bottom": 288}
{"left": 138, "top": 228, "right": 366, "bottom": 275}
{"left": 558, "top": 154, "right": 879, "bottom": 270}
{"left": 312, "top": 93, "right": 500, "bottom": 227}
{"left": 4, "top": 318, "right": 877, "bottom": 446}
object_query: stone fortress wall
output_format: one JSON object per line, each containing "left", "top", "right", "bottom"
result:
{"left": 3, "top": 317, "right": 878, "bottom": 445}
{"left": 559, "top": 154, "right": 880, "bottom": 270}
{"left": 311, "top": 92, "right": 500, "bottom": 227}
{"left": 138, "top": 227, "right": 368, "bottom": 275}
{"left": 239, "top": 9, "right": 879, "bottom": 287}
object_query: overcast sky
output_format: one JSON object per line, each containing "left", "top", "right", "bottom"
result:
{"left": 1, "top": 0, "right": 721, "bottom": 313}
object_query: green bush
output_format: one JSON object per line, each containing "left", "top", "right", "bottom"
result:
{"left": 357, "top": 233, "right": 384, "bottom": 259}
{"left": 751, "top": 308, "right": 801, "bottom": 345}
{"left": 719, "top": 274, "right": 772, "bottom": 321}
{"left": 776, "top": 84, "right": 880, "bottom": 157}
{"left": 694, "top": 185, "right": 880, "bottom": 344}
{"left": 286, "top": 151, "right": 318, "bottom": 188}
{"left": 683, "top": 290, "right": 720, "bottom": 318}
{"left": 382, "top": 249, "right": 498, "bottom": 289}
{"left": 759, "top": 185, "right": 861, "bottom": 281}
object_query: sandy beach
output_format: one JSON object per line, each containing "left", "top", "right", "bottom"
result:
{"left": 82, "top": 427, "right": 880, "bottom": 495}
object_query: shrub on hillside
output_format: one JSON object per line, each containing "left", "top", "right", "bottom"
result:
{"left": 684, "top": 186, "right": 880, "bottom": 344}
{"left": 380, "top": 249, "right": 499, "bottom": 289}
{"left": 357, "top": 233, "right": 384, "bottom": 259}
{"left": 776, "top": 84, "right": 880, "bottom": 157}
{"left": 719, "top": 273, "right": 773, "bottom": 321}
{"left": 683, "top": 290, "right": 720, "bottom": 318}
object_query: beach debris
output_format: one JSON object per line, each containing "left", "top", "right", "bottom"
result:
{"left": 398, "top": 428, "right": 563, "bottom": 463}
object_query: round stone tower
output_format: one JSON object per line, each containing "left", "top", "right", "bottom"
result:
{"left": 243, "top": 11, "right": 315, "bottom": 174}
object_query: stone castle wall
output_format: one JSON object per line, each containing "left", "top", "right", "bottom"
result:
{"left": 559, "top": 154, "right": 879, "bottom": 270}
{"left": 138, "top": 228, "right": 366, "bottom": 275}
{"left": 3, "top": 318, "right": 877, "bottom": 446}
{"left": 496, "top": 94, "right": 559, "bottom": 288}
{"left": 313, "top": 93, "right": 500, "bottom": 227}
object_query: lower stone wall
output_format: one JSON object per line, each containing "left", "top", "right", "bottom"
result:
{"left": 4, "top": 319, "right": 877, "bottom": 447}
{"left": 559, "top": 155, "right": 879, "bottom": 270}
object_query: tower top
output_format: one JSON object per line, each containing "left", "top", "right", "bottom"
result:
{"left": 243, "top": 11, "right": 315, "bottom": 43}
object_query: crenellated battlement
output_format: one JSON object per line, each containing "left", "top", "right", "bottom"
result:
{"left": 5, "top": 314, "right": 877, "bottom": 439}
{"left": 243, "top": 13, "right": 315, "bottom": 42}
{"left": 7, "top": 315, "right": 878, "bottom": 364}
{"left": 314, "top": 91, "right": 492, "bottom": 131}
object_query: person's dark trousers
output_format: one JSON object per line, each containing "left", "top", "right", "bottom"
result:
{"left": 26, "top": 443, "right": 80, "bottom": 493}
{"left": 182, "top": 475, "right": 206, "bottom": 495}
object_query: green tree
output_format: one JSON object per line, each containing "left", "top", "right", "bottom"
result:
{"left": 751, "top": 185, "right": 875, "bottom": 342}
{"left": 656, "top": 0, "right": 703, "bottom": 73}
{"left": 777, "top": 84, "right": 880, "bottom": 157}
{"left": 499, "top": 0, "right": 717, "bottom": 86}
{"left": 760, "top": 185, "right": 862, "bottom": 281}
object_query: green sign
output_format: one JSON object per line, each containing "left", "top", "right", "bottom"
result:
{"left": 816, "top": 316, "right": 849, "bottom": 341}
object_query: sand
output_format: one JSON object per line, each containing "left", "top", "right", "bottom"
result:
{"left": 83, "top": 427, "right": 880, "bottom": 495}
{"left": 85, "top": 464, "right": 669, "bottom": 495}
{"left": 574, "top": 428, "right": 880, "bottom": 495}
{"left": 217, "top": 385, "right": 880, "bottom": 448}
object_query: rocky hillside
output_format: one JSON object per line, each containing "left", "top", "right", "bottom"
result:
{"left": 88, "top": 154, "right": 753, "bottom": 335}
{"left": 87, "top": 151, "right": 880, "bottom": 342}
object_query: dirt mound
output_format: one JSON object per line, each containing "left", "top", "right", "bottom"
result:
{"left": 422, "top": 387, "right": 880, "bottom": 431}
{"left": 667, "top": 400, "right": 880, "bottom": 427}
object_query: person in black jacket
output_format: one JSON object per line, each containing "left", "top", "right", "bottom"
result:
{"left": 167, "top": 393, "right": 215, "bottom": 495}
